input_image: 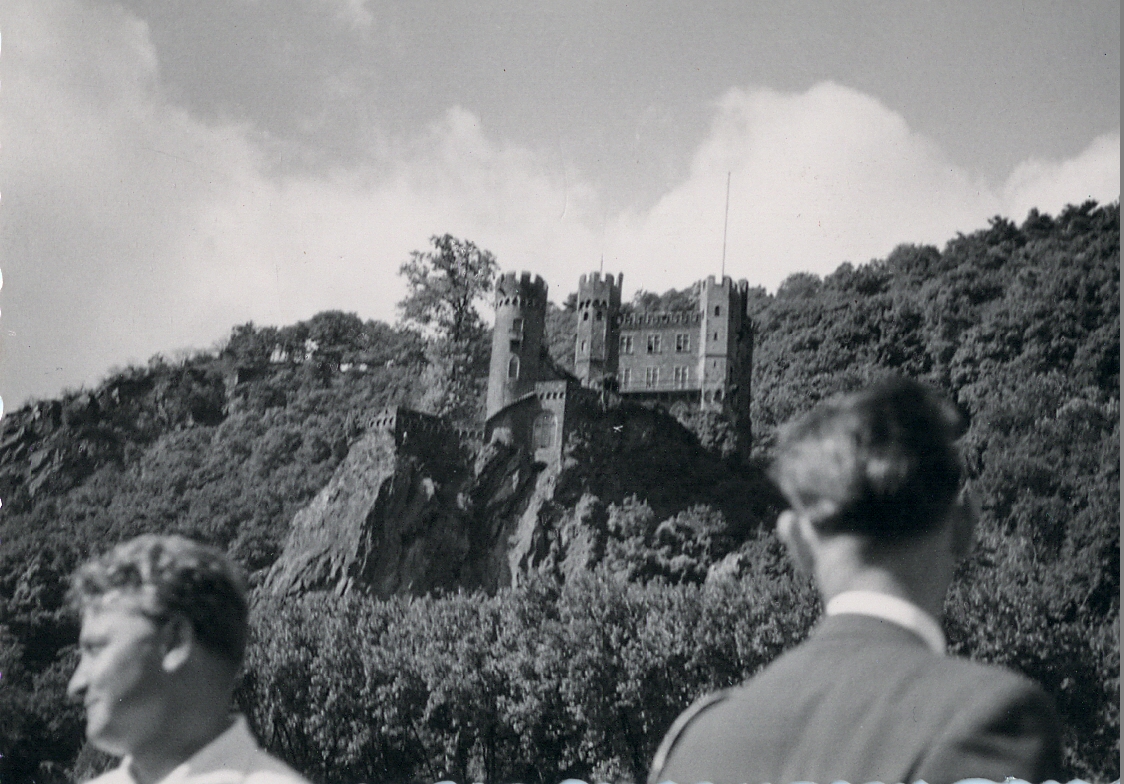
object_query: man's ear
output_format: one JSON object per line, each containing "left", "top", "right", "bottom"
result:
{"left": 159, "top": 614, "right": 195, "bottom": 673}
{"left": 777, "top": 509, "right": 816, "bottom": 575}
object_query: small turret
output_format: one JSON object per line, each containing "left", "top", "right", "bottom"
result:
{"left": 574, "top": 271, "right": 623, "bottom": 388}
{"left": 486, "top": 272, "right": 549, "bottom": 418}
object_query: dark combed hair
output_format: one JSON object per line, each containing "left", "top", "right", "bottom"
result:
{"left": 769, "top": 377, "right": 966, "bottom": 540}
{"left": 70, "top": 534, "right": 249, "bottom": 667}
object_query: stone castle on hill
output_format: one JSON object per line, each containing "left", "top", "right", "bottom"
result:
{"left": 481, "top": 270, "right": 753, "bottom": 465}
{"left": 268, "top": 269, "right": 754, "bottom": 596}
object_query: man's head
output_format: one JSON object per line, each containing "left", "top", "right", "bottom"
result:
{"left": 769, "top": 378, "right": 975, "bottom": 605}
{"left": 67, "top": 535, "right": 248, "bottom": 756}
{"left": 770, "top": 377, "right": 965, "bottom": 541}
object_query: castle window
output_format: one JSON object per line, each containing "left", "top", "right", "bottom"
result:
{"left": 511, "top": 317, "right": 524, "bottom": 337}
{"left": 580, "top": 339, "right": 587, "bottom": 353}
{"left": 620, "top": 335, "right": 634, "bottom": 354}
{"left": 645, "top": 367, "right": 658, "bottom": 388}
{"left": 508, "top": 356, "right": 520, "bottom": 380}
{"left": 596, "top": 310, "right": 603, "bottom": 321}
{"left": 583, "top": 311, "right": 590, "bottom": 321}
{"left": 621, "top": 368, "right": 631, "bottom": 388}
{"left": 714, "top": 332, "right": 720, "bottom": 341}
{"left": 674, "top": 367, "right": 689, "bottom": 389}
{"left": 675, "top": 333, "right": 690, "bottom": 352}
{"left": 714, "top": 306, "right": 721, "bottom": 316}
{"left": 533, "top": 411, "right": 556, "bottom": 449}
{"left": 646, "top": 334, "right": 662, "bottom": 353}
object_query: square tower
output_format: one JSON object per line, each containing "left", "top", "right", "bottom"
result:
{"left": 697, "top": 275, "right": 753, "bottom": 442}
{"left": 574, "top": 271, "right": 623, "bottom": 389}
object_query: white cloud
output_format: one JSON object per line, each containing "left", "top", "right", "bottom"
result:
{"left": 0, "top": 0, "right": 602, "bottom": 406}
{"left": 0, "top": 1, "right": 1117, "bottom": 408}
{"left": 601, "top": 84, "right": 1119, "bottom": 294}
{"left": 1003, "top": 133, "right": 1121, "bottom": 219}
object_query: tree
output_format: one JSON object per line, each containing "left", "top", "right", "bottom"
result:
{"left": 398, "top": 234, "right": 498, "bottom": 346}
{"left": 398, "top": 235, "right": 498, "bottom": 422}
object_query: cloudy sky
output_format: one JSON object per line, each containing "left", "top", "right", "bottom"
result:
{"left": 0, "top": 1, "right": 1119, "bottom": 409}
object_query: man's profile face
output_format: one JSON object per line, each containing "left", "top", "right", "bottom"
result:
{"left": 67, "top": 593, "right": 170, "bottom": 756}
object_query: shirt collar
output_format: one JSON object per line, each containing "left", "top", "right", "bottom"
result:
{"left": 825, "top": 589, "right": 946, "bottom": 654}
{"left": 120, "top": 716, "right": 256, "bottom": 784}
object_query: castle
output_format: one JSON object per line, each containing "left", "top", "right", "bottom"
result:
{"left": 481, "top": 270, "right": 753, "bottom": 465}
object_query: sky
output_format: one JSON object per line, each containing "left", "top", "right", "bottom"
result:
{"left": 0, "top": 1, "right": 1119, "bottom": 410}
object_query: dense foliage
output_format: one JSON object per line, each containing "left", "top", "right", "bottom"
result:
{"left": 0, "top": 203, "right": 1117, "bottom": 782}
{"left": 237, "top": 541, "right": 816, "bottom": 784}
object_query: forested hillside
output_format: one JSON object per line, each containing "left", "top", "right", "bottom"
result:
{"left": 0, "top": 202, "right": 1118, "bottom": 783}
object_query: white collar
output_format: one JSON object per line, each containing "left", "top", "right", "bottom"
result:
{"left": 825, "top": 589, "right": 946, "bottom": 654}
{"left": 121, "top": 716, "right": 257, "bottom": 784}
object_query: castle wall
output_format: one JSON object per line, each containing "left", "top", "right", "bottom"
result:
{"left": 612, "top": 274, "right": 753, "bottom": 447}
{"left": 618, "top": 311, "right": 705, "bottom": 393}
{"left": 531, "top": 380, "right": 571, "bottom": 467}
{"left": 364, "top": 405, "right": 468, "bottom": 473}
{"left": 484, "top": 379, "right": 576, "bottom": 469}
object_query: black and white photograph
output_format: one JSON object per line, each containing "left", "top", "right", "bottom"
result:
{"left": 0, "top": 2, "right": 1118, "bottom": 783}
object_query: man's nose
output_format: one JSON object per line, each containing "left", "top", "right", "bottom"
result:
{"left": 67, "top": 661, "right": 87, "bottom": 700}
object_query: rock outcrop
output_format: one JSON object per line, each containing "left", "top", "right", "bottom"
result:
{"left": 264, "top": 407, "right": 559, "bottom": 597}
{"left": 264, "top": 400, "right": 767, "bottom": 598}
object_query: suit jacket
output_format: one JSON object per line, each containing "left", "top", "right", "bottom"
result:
{"left": 649, "top": 614, "right": 1062, "bottom": 784}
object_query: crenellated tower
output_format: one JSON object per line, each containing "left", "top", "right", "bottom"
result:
{"left": 574, "top": 271, "right": 623, "bottom": 389}
{"left": 486, "top": 271, "right": 549, "bottom": 419}
{"left": 698, "top": 275, "right": 753, "bottom": 442}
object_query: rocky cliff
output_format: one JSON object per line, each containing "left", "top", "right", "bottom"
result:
{"left": 264, "top": 400, "right": 774, "bottom": 597}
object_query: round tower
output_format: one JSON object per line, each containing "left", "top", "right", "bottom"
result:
{"left": 487, "top": 271, "right": 548, "bottom": 419}
{"left": 574, "top": 271, "right": 623, "bottom": 388}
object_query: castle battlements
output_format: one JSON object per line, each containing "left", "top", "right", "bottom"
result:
{"left": 494, "top": 271, "right": 548, "bottom": 309}
{"left": 620, "top": 311, "right": 704, "bottom": 328}
{"left": 577, "top": 272, "right": 624, "bottom": 310}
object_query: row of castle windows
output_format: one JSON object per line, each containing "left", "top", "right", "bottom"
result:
{"left": 620, "top": 366, "right": 693, "bottom": 390}
{"left": 619, "top": 333, "right": 693, "bottom": 354}
{"left": 576, "top": 330, "right": 722, "bottom": 357}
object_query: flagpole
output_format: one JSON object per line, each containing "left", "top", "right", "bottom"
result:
{"left": 721, "top": 171, "right": 731, "bottom": 280}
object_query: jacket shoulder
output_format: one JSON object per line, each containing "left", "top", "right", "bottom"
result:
{"left": 915, "top": 657, "right": 1063, "bottom": 782}
{"left": 647, "top": 690, "right": 729, "bottom": 784}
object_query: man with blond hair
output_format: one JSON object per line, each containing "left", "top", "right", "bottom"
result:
{"left": 68, "top": 534, "right": 309, "bottom": 784}
{"left": 649, "top": 377, "right": 1062, "bottom": 784}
